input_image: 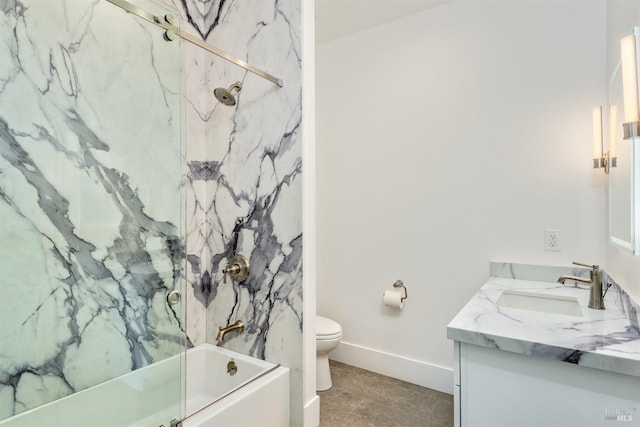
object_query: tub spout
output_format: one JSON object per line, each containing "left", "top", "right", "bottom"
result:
{"left": 216, "top": 320, "right": 244, "bottom": 342}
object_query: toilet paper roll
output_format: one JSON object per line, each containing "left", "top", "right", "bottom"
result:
{"left": 383, "top": 288, "right": 405, "bottom": 309}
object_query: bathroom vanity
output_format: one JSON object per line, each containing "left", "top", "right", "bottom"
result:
{"left": 448, "top": 263, "right": 640, "bottom": 427}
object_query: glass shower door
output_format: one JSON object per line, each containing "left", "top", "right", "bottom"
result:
{"left": 0, "top": 0, "right": 185, "bottom": 425}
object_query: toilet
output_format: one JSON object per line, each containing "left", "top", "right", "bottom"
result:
{"left": 316, "top": 316, "right": 342, "bottom": 391}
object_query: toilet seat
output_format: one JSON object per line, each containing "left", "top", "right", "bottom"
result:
{"left": 316, "top": 316, "right": 342, "bottom": 340}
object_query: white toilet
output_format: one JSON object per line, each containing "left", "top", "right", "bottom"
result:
{"left": 316, "top": 315, "right": 342, "bottom": 391}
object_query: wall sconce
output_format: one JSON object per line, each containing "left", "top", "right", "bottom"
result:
{"left": 592, "top": 106, "right": 616, "bottom": 174}
{"left": 610, "top": 104, "right": 618, "bottom": 167}
{"left": 621, "top": 28, "right": 640, "bottom": 139}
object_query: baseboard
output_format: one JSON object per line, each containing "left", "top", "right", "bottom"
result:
{"left": 330, "top": 341, "right": 453, "bottom": 394}
{"left": 303, "top": 395, "right": 320, "bottom": 427}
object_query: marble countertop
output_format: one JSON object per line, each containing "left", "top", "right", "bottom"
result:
{"left": 447, "top": 263, "right": 640, "bottom": 377}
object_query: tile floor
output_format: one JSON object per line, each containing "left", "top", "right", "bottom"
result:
{"left": 318, "top": 361, "right": 454, "bottom": 427}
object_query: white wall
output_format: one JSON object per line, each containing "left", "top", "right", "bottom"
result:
{"left": 316, "top": 0, "right": 607, "bottom": 393}
{"left": 302, "top": 0, "right": 320, "bottom": 424}
{"left": 606, "top": 1, "right": 640, "bottom": 301}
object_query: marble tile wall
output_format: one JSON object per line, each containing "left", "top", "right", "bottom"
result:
{"left": 0, "top": 0, "right": 302, "bottom": 423}
{"left": 173, "top": 0, "right": 304, "bottom": 423}
{"left": 0, "top": 0, "right": 186, "bottom": 420}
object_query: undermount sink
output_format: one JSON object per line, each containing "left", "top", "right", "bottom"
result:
{"left": 497, "top": 290, "right": 583, "bottom": 317}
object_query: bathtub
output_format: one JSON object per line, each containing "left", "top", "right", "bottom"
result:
{"left": 0, "top": 344, "right": 290, "bottom": 427}
{"left": 181, "top": 344, "right": 290, "bottom": 427}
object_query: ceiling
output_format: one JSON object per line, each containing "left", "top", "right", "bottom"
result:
{"left": 315, "top": 0, "right": 450, "bottom": 45}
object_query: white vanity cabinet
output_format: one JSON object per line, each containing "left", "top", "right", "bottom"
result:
{"left": 453, "top": 341, "right": 640, "bottom": 427}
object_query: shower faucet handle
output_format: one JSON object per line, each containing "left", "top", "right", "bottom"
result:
{"left": 222, "top": 264, "right": 239, "bottom": 284}
{"left": 222, "top": 255, "right": 250, "bottom": 284}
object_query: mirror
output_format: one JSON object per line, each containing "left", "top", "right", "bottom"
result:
{"left": 608, "top": 63, "right": 636, "bottom": 252}
{"left": 608, "top": 4, "right": 640, "bottom": 254}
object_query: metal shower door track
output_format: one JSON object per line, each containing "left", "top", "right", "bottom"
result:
{"left": 104, "top": 0, "right": 284, "bottom": 87}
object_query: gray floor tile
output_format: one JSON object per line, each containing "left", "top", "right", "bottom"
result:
{"left": 318, "top": 361, "right": 454, "bottom": 427}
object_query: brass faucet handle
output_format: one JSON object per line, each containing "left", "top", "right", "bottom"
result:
{"left": 222, "top": 264, "right": 240, "bottom": 284}
{"left": 222, "top": 255, "right": 250, "bottom": 284}
{"left": 222, "top": 266, "right": 231, "bottom": 284}
{"left": 572, "top": 261, "right": 599, "bottom": 271}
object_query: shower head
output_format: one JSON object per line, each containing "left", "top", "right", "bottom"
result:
{"left": 214, "top": 81, "right": 243, "bottom": 106}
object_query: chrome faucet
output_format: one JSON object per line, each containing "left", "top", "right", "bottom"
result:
{"left": 216, "top": 320, "right": 244, "bottom": 341}
{"left": 557, "top": 261, "right": 606, "bottom": 310}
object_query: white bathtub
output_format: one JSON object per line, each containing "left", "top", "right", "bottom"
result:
{"left": 0, "top": 344, "right": 290, "bottom": 427}
{"left": 181, "top": 344, "right": 290, "bottom": 427}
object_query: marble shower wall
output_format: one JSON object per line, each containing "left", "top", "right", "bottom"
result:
{"left": 0, "top": 0, "right": 302, "bottom": 421}
{"left": 0, "top": 0, "right": 187, "bottom": 421}
{"left": 171, "top": 0, "right": 304, "bottom": 423}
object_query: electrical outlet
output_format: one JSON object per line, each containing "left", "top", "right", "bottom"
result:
{"left": 544, "top": 230, "right": 561, "bottom": 251}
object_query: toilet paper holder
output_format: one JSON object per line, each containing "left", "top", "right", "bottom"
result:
{"left": 392, "top": 280, "right": 408, "bottom": 302}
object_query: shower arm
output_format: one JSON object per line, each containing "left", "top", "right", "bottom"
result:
{"left": 104, "top": 0, "right": 284, "bottom": 88}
